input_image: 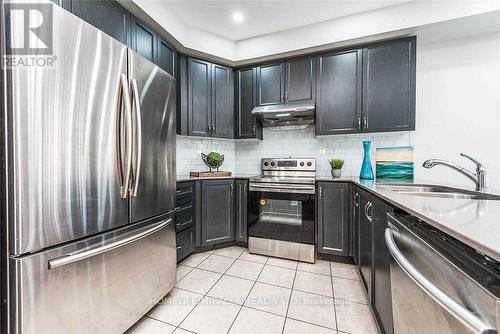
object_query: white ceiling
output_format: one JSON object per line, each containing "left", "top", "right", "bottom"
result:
{"left": 163, "top": 0, "right": 409, "bottom": 41}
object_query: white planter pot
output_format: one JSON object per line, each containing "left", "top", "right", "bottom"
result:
{"left": 331, "top": 169, "right": 342, "bottom": 178}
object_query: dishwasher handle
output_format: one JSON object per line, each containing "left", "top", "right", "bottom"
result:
{"left": 385, "top": 227, "right": 496, "bottom": 334}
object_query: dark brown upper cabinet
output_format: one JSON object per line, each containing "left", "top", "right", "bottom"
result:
{"left": 187, "top": 58, "right": 212, "bottom": 137}
{"left": 236, "top": 68, "right": 262, "bottom": 139}
{"left": 158, "top": 37, "right": 176, "bottom": 77}
{"left": 185, "top": 57, "right": 234, "bottom": 138}
{"left": 255, "top": 62, "right": 285, "bottom": 106}
{"left": 316, "top": 49, "right": 362, "bottom": 135}
{"left": 255, "top": 57, "right": 316, "bottom": 106}
{"left": 316, "top": 37, "right": 416, "bottom": 135}
{"left": 130, "top": 16, "right": 157, "bottom": 63}
{"left": 285, "top": 57, "right": 316, "bottom": 104}
{"left": 212, "top": 64, "right": 234, "bottom": 139}
{"left": 70, "top": 0, "right": 130, "bottom": 45}
{"left": 362, "top": 37, "right": 416, "bottom": 132}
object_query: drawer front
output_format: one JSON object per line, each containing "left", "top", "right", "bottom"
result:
{"left": 176, "top": 196, "right": 194, "bottom": 215}
{"left": 176, "top": 212, "right": 194, "bottom": 232}
{"left": 176, "top": 181, "right": 195, "bottom": 200}
{"left": 177, "top": 227, "right": 195, "bottom": 262}
{"left": 10, "top": 215, "right": 176, "bottom": 334}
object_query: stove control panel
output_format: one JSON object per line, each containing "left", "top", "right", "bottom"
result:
{"left": 261, "top": 158, "right": 315, "bottom": 171}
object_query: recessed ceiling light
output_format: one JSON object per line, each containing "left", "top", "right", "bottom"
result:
{"left": 232, "top": 11, "right": 244, "bottom": 23}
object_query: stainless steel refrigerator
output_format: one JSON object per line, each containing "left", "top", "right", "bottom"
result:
{"left": 1, "top": 3, "right": 177, "bottom": 333}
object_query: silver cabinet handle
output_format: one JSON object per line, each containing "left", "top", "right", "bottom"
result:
{"left": 364, "top": 201, "right": 373, "bottom": 222}
{"left": 385, "top": 228, "right": 494, "bottom": 334}
{"left": 318, "top": 186, "right": 322, "bottom": 199}
{"left": 243, "top": 184, "right": 247, "bottom": 194}
{"left": 213, "top": 124, "right": 216, "bottom": 132}
{"left": 280, "top": 92, "right": 284, "bottom": 103}
{"left": 363, "top": 116, "right": 368, "bottom": 128}
{"left": 230, "top": 183, "right": 234, "bottom": 194}
{"left": 353, "top": 193, "right": 360, "bottom": 206}
{"left": 130, "top": 78, "right": 142, "bottom": 197}
{"left": 115, "top": 73, "right": 133, "bottom": 199}
{"left": 285, "top": 91, "right": 288, "bottom": 103}
{"left": 48, "top": 218, "right": 172, "bottom": 269}
{"left": 357, "top": 117, "right": 361, "bottom": 129}
{"left": 176, "top": 245, "right": 182, "bottom": 250}
{"left": 252, "top": 123, "right": 256, "bottom": 135}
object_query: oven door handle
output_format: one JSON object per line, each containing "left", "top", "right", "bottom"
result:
{"left": 249, "top": 183, "right": 314, "bottom": 190}
{"left": 249, "top": 183, "right": 315, "bottom": 194}
{"left": 385, "top": 227, "right": 494, "bottom": 334}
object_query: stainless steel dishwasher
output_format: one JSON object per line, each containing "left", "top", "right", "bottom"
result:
{"left": 386, "top": 213, "right": 499, "bottom": 334}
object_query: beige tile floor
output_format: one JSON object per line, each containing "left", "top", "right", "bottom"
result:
{"left": 127, "top": 246, "right": 379, "bottom": 334}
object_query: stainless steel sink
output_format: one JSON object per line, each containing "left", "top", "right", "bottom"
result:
{"left": 376, "top": 184, "right": 500, "bottom": 200}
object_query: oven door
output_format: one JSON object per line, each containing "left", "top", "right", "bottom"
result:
{"left": 248, "top": 190, "right": 315, "bottom": 245}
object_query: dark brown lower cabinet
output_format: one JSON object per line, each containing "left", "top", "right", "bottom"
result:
{"left": 235, "top": 180, "right": 248, "bottom": 242}
{"left": 358, "top": 188, "right": 394, "bottom": 334}
{"left": 371, "top": 194, "right": 394, "bottom": 334}
{"left": 176, "top": 227, "right": 195, "bottom": 262}
{"left": 201, "top": 180, "right": 235, "bottom": 246}
{"left": 358, "top": 191, "right": 373, "bottom": 300}
{"left": 317, "top": 182, "right": 349, "bottom": 256}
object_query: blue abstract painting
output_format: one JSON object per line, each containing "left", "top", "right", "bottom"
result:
{"left": 376, "top": 146, "right": 414, "bottom": 180}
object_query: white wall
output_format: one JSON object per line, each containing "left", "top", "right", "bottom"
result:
{"left": 412, "top": 32, "right": 500, "bottom": 189}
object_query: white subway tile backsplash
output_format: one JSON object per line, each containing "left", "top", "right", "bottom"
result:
{"left": 176, "top": 127, "right": 412, "bottom": 178}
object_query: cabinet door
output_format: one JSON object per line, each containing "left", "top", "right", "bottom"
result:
{"left": 158, "top": 37, "right": 176, "bottom": 77}
{"left": 235, "top": 180, "right": 248, "bottom": 242}
{"left": 351, "top": 187, "right": 361, "bottom": 263}
{"left": 212, "top": 64, "right": 234, "bottom": 138}
{"left": 201, "top": 180, "right": 235, "bottom": 246}
{"left": 236, "top": 68, "right": 261, "bottom": 139}
{"left": 130, "top": 16, "right": 157, "bottom": 62}
{"left": 188, "top": 58, "right": 212, "bottom": 137}
{"left": 371, "top": 195, "right": 394, "bottom": 334}
{"left": 256, "top": 63, "right": 285, "bottom": 106}
{"left": 317, "top": 182, "right": 349, "bottom": 256}
{"left": 316, "top": 50, "right": 362, "bottom": 135}
{"left": 285, "top": 57, "right": 316, "bottom": 104}
{"left": 71, "top": 0, "right": 129, "bottom": 45}
{"left": 362, "top": 37, "right": 416, "bottom": 132}
{"left": 359, "top": 192, "right": 373, "bottom": 303}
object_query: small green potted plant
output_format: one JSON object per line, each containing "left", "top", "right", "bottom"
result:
{"left": 329, "top": 159, "right": 345, "bottom": 178}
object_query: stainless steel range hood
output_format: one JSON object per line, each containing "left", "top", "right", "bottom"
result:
{"left": 252, "top": 103, "right": 315, "bottom": 127}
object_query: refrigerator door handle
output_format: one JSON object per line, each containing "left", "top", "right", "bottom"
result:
{"left": 116, "top": 73, "right": 133, "bottom": 199}
{"left": 130, "top": 78, "right": 142, "bottom": 197}
{"left": 48, "top": 218, "right": 173, "bottom": 269}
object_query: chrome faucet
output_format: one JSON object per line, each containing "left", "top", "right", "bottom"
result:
{"left": 422, "top": 153, "right": 488, "bottom": 191}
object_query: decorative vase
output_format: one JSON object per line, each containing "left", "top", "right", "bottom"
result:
{"left": 331, "top": 169, "right": 342, "bottom": 178}
{"left": 360, "top": 141, "right": 374, "bottom": 180}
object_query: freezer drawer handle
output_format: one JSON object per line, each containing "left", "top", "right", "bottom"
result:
{"left": 48, "top": 218, "right": 172, "bottom": 270}
{"left": 130, "top": 78, "right": 142, "bottom": 197}
{"left": 384, "top": 227, "right": 495, "bottom": 334}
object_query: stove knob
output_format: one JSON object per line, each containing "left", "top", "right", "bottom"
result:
{"left": 300, "top": 162, "right": 305, "bottom": 166}
{"left": 270, "top": 162, "right": 275, "bottom": 166}
{"left": 264, "top": 161, "right": 269, "bottom": 166}
{"left": 307, "top": 161, "right": 312, "bottom": 167}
